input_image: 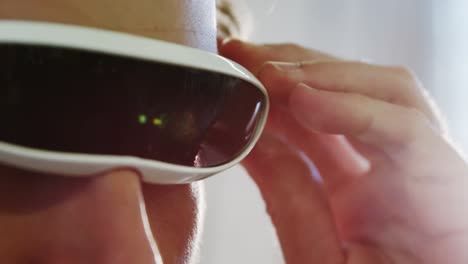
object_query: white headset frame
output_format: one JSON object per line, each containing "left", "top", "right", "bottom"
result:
{"left": 0, "top": 20, "right": 269, "bottom": 184}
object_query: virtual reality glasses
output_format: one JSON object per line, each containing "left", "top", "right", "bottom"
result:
{"left": 0, "top": 21, "right": 269, "bottom": 184}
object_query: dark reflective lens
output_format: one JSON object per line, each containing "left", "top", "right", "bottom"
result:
{"left": 0, "top": 44, "right": 266, "bottom": 167}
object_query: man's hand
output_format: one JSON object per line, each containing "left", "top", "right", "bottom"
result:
{"left": 219, "top": 39, "right": 468, "bottom": 264}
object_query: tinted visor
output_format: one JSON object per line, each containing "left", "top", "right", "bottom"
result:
{"left": 0, "top": 44, "right": 266, "bottom": 168}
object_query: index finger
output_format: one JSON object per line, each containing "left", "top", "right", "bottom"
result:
{"left": 219, "top": 39, "right": 337, "bottom": 74}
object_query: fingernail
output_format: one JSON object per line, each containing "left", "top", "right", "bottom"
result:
{"left": 221, "top": 37, "right": 234, "bottom": 45}
{"left": 297, "top": 82, "right": 318, "bottom": 92}
{"left": 222, "top": 37, "right": 244, "bottom": 46}
{"left": 270, "top": 62, "right": 302, "bottom": 72}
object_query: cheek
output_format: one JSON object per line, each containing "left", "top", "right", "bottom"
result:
{"left": 142, "top": 182, "right": 205, "bottom": 263}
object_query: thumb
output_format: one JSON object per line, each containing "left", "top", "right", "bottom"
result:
{"left": 243, "top": 133, "right": 345, "bottom": 264}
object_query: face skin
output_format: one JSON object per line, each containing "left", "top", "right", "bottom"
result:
{"left": 0, "top": 0, "right": 216, "bottom": 263}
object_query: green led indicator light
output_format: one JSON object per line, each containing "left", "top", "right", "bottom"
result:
{"left": 153, "top": 118, "right": 163, "bottom": 126}
{"left": 139, "top": 114, "right": 167, "bottom": 127}
{"left": 138, "top": 114, "right": 147, "bottom": 125}
{"left": 153, "top": 114, "right": 168, "bottom": 128}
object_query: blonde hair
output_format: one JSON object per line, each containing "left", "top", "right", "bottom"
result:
{"left": 216, "top": 0, "right": 251, "bottom": 39}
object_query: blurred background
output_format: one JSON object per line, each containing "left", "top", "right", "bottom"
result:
{"left": 200, "top": 0, "right": 468, "bottom": 263}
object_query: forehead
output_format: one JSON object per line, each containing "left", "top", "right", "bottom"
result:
{"left": 0, "top": 0, "right": 218, "bottom": 51}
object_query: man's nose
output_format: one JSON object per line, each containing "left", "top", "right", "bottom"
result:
{"left": 0, "top": 168, "right": 159, "bottom": 263}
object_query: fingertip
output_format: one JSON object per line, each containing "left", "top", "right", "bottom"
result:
{"left": 257, "top": 61, "right": 282, "bottom": 83}
{"left": 218, "top": 37, "right": 244, "bottom": 55}
{"left": 218, "top": 38, "right": 265, "bottom": 74}
{"left": 257, "top": 62, "right": 300, "bottom": 100}
{"left": 221, "top": 37, "right": 238, "bottom": 46}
